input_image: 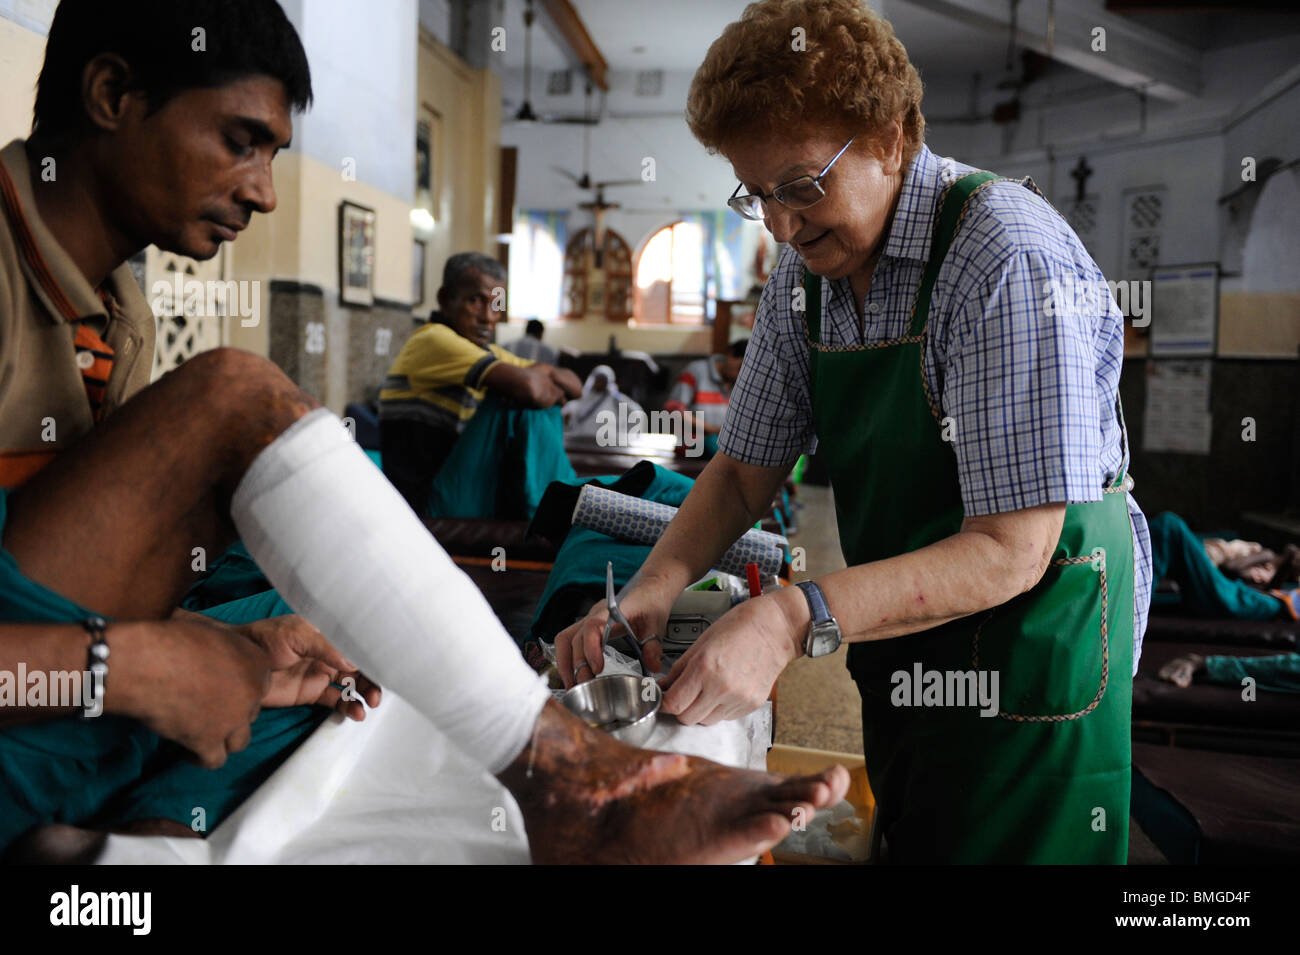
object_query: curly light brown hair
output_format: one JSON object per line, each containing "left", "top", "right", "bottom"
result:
{"left": 686, "top": 0, "right": 925, "bottom": 164}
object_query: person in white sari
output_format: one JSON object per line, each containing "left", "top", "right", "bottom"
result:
{"left": 563, "top": 365, "right": 645, "bottom": 439}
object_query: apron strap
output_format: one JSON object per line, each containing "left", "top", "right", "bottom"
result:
{"left": 909, "top": 170, "right": 1004, "bottom": 338}
{"left": 802, "top": 265, "right": 822, "bottom": 345}
{"left": 801, "top": 170, "right": 1038, "bottom": 345}
{"left": 1110, "top": 395, "right": 1131, "bottom": 490}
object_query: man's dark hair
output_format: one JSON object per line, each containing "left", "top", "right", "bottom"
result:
{"left": 728, "top": 338, "right": 749, "bottom": 359}
{"left": 525, "top": 319, "right": 544, "bottom": 339}
{"left": 34, "top": 0, "right": 313, "bottom": 138}
{"left": 442, "top": 251, "right": 507, "bottom": 292}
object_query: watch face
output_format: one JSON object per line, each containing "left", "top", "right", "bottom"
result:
{"left": 807, "top": 621, "right": 841, "bottom": 658}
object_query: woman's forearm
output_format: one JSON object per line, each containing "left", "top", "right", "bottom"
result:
{"left": 826, "top": 531, "right": 1028, "bottom": 642}
{"left": 770, "top": 502, "right": 1065, "bottom": 648}
{"left": 638, "top": 453, "right": 789, "bottom": 593}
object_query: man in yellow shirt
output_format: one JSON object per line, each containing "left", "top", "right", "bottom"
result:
{"left": 379, "top": 252, "right": 581, "bottom": 512}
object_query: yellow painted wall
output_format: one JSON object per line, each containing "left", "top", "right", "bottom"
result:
{"left": 416, "top": 29, "right": 501, "bottom": 311}
{"left": 225, "top": 150, "right": 413, "bottom": 325}
{"left": 0, "top": 17, "right": 42, "bottom": 141}
{"left": 1219, "top": 291, "right": 1300, "bottom": 358}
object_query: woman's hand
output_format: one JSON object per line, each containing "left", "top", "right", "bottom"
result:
{"left": 554, "top": 574, "right": 679, "bottom": 688}
{"left": 659, "top": 591, "right": 805, "bottom": 726}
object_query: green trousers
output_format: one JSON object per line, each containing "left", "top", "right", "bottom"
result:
{"left": 0, "top": 489, "right": 325, "bottom": 851}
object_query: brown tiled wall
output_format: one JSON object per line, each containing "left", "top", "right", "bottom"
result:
{"left": 268, "top": 281, "right": 418, "bottom": 409}
{"left": 1120, "top": 357, "right": 1299, "bottom": 533}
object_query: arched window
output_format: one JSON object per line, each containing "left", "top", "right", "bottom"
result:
{"left": 634, "top": 220, "right": 707, "bottom": 324}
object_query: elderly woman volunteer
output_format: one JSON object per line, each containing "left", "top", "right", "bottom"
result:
{"left": 557, "top": 0, "right": 1152, "bottom": 865}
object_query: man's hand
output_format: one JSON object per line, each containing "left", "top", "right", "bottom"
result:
{"left": 111, "top": 617, "right": 275, "bottom": 770}
{"left": 236, "top": 615, "right": 381, "bottom": 720}
{"left": 550, "top": 366, "right": 583, "bottom": 399}
{"left": 659, "top": 593, "right": 802, "bottom": 726}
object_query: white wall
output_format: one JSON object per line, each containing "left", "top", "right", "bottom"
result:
{"left": 0, "top": 14, "right": 45, "bottom": 140}
{"left": 291, "top": 0, "right": 418, "bottom": 204}
{"left": 1217, "top": 65, "right": 1300, "bottom": 357}
{"left": 0, "top": 0, "right": 53, "bottom": 35}
{"left": 419, "top": 0, "right": 453, "bottom": 46}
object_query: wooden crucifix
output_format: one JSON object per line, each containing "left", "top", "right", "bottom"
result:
{"left": 1070, "top": 156, "right": 1093, "bottom": 204}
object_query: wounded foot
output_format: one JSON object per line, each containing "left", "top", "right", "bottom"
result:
{"left": 499, "top": 699, "right": 850, "bottom": 864}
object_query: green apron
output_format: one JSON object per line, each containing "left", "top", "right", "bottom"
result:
{"left": 805, "top": 170, "right": 1136, "bottom": 864}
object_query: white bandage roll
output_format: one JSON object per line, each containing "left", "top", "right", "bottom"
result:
{"left": 572, "top": 484, "right": 787, "bottom": 577}
{"left": 231, "top": 408, "right": 549, "bottom": 774}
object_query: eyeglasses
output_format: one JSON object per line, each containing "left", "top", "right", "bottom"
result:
{"left": 727, "top": 137, "right": 856, "bottom": 221}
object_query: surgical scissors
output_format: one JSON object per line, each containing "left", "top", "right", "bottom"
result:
{"left": 601, "top": 561, "right": 649, "bottom": 678}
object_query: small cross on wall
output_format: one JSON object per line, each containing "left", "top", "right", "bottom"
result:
{"left": 1070, "top": 156, "right": 1094, "bottom": 204}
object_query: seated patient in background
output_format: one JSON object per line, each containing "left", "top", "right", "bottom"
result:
{"left": 664, "top": 339, "right": 747, "bottom": 456}
{"left": 378, "top": 253, "right": 582, "bottom": 513}
{"left": 504, "top": 318, "right": 559, "bottom": 365}
{"left": 563, "top": 364, "right": 645, "bottom": 440}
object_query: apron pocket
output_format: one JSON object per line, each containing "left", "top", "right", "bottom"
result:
{"left": 971, "top": 552, "right": 1111, "bottom": 721}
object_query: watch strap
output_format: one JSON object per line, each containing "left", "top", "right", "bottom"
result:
{"left": 795, "top": 580, "right": 832, "bottom": 626}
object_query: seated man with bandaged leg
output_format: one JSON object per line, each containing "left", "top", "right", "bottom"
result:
{"left": 0, "top": 0, "right": 847, "bottom": 864}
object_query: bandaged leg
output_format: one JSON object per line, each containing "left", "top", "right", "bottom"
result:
{"left": 231, "top": 408, "right": 549, "bottom": 773}
{"left": 230, "top": 408, "right": 849, "bottom": 863}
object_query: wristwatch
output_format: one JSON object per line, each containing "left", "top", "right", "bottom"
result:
{"left": 795, "top": 581, "right": 842, "bottom": 658}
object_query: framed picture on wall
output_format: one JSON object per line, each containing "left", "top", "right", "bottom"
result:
{"left": 416, "top": 121, "right": 432, "bottom": 197}
{"left": 412, "top": 238, "right": 427, "bottom": 307}
{"left": 339, "top": 200, "right": 376, "bottom": 307}
{"left": 416, "top": 105, "right": 441, "bottom": 215}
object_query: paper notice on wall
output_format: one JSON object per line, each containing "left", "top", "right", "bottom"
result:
{"left": 1142, "top": 360, "right": 1212, "bottom": 454}
{"left": 1150, "top": 265, "right": 1218, "bottom": 356}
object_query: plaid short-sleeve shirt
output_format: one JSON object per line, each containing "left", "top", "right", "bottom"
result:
{"left": 718, "top": 144, "right": 1151, "bottom": 669}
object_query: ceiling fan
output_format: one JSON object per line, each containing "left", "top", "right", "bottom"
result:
{"left": 509, "top": 0, "right": 602, "bottom": 126}
{"left": 991, "top": 0, "right": 1052, "bottom": 124}
{"left": 550, "top": 83, "right": 642, "bottom": 197}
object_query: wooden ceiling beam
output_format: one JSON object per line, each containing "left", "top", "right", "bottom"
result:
{"left": 539, "top": 0, "right": 609, "bottom": 92}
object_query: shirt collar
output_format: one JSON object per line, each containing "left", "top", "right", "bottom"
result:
{"left": 428, "top": 313, "right": 495, "bottom": 353}
{"left": 0, "top": 138, "right": 151, "bottom": 330}
{"left": 880, "top": 143, "right": 950, "bottom": 265}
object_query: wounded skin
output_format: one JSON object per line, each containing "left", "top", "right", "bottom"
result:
{"left": 499, "top": 699, "right": 850, "bottom": 865}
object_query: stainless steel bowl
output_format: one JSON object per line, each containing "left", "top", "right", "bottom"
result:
{"left": 562, "top": 673, "right": 661, "bottom": 746}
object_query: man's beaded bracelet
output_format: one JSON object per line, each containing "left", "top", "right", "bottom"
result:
{"left": 83, "top": 615, "right": 109, "bottom": 715}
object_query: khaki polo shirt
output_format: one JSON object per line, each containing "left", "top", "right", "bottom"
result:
{"left": 0, "top": 138, "right": 155, "bottom": 489}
